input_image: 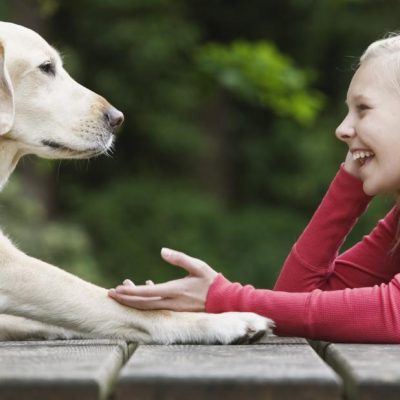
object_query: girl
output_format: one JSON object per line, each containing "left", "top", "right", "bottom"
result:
{"left": 108, "top": 35, "right": 400, "bottom": 343}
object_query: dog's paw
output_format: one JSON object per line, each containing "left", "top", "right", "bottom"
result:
{"left": 208, "top": 312, "right": 275, "bottom": 344}
{"left": 145, "top": 310, "right": 274, "bottom": 345}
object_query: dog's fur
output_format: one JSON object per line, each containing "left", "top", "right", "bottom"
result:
{"left": 0, "top": 22, "right": 273, "bottom": 344}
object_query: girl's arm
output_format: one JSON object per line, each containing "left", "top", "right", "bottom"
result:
{"left": 320, "top": 206, "right": 400, "bottom": 290}
{"left": 207, "top": 272, "right": 400, "bottom": 343}
{"left": 274, "top": 165, "right": 400, "bottom": 293}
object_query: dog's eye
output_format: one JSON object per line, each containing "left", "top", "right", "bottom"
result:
{"left": 38, "top": 61, "right": 56, "bottom": 76}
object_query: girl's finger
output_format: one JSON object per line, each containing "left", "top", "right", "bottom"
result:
{"left": 123, "top": 279, "right": 135, "bottom": 286}
{"left": 109, "top": 290, "right": 200, "bottom": 312}
{"left": 113, "top": 280, "right": 180, "bottom": 298}
{"left": 161, "top": 248, "right": 207, "bottom": 276}
{"left": 146, "top": 280, "right": 154, "bottom": 285}
{"left": 108, "top": 291, "right": 172, "bottom": 310}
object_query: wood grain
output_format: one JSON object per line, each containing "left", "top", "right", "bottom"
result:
{"left": 0, "top": 339, "right": 134, "bottom": 400}
{"left": 116, "top": 338, "right": 341, "bottom": 400}
{"left": 324, "top": 343, "right": 400, "bottom": 400}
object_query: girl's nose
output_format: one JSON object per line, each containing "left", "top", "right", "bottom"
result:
{"left": 335, "top": 115, "right": 356, "bottom": 143}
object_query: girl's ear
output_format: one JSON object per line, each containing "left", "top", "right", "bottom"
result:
{"left": 0, "top": 41, "right": 14, "bottom": 135}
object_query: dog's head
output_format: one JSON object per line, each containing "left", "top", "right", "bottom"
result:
{"left": 0, "top": 22, "right": 123, "bottom": 159}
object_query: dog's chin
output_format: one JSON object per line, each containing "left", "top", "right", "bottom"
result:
{"left": 39, "top": 136, "right": 114, "bottom": 159}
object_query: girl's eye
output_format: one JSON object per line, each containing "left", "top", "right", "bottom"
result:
{"left": 356, "top": 104, "right": 370, "bottom": 113}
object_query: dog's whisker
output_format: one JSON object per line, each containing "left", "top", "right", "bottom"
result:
{"left": 55, "top": 160, "right": 62, "bottom": 181}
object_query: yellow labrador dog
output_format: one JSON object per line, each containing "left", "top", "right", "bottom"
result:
{"left": 0, "top": 22, "right": 274, "bottom": 344}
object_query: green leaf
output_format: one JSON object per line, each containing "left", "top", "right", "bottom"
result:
{"left": 196, "top": 40, "right": 324, "bottom": 125}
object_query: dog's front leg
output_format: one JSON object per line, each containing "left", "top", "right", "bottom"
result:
{"left": 0, "top": 235, "right": 273, "bottom": 344}
{"left": 0, "top": 243, "right": 156, "bottom": 342}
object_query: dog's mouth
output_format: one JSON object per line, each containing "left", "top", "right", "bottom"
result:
{"left": 41, "top": 135, "right": 114, "bottom": 158}
{"left": 42, "top": 140, "right": 79, "bottom": 153}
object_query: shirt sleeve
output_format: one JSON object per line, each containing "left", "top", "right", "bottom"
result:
{"left": 323, "top": 206, "right": 400, "bottom": 290}
{"left": 273, "top": 164, "right": 393, "bottom": 293}
{"left": 206, "top": 273, "right": 400, "bottom": 343}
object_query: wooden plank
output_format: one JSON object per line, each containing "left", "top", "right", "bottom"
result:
{"left": 324, "top": 343, "right": 400, "bottom": 400}
{"left": 116, "top": 337, "right": 342, "bottom": 400}
{"left": 0, "top": 339, "right": 134, "bottom": 400}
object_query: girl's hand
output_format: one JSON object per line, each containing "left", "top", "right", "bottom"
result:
{"left": 108, "top": 248, "right": 218, "bottom": 312}
{"left": 343, "top": 150, "right": 362, "bottom": 179}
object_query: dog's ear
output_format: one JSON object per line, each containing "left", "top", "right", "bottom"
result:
{"left": 0, "top": 40, "right": 14, "bottom": 135}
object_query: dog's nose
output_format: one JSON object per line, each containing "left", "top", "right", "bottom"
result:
{"left": 104, "top": 107, "right": 124, "bottom": 129}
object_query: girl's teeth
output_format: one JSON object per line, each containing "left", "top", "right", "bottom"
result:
{"left": 352, "top": 151, "right": 374, "bottom": 161}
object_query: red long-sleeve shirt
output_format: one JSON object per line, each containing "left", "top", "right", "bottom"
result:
{"left": 205, "top": 166, "right": 400, "bottom": 343}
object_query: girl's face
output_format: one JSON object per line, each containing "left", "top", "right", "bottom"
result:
{"left": 336, "top": 59, "right": 400, "bottom": 195}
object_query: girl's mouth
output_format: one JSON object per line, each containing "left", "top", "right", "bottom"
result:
{"left": 352, "top": 150, "right": 375, "bottom": 166}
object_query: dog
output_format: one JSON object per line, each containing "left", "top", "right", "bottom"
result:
{"left": 0, "top": 22, "right": 274, "bottom": 344}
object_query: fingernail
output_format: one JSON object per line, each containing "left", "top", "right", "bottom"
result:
{"left": 161, "top": 247, "right": 172, "bottom": 257}
{"left": 123, "top": 279, "right": 134, "bottom": 286}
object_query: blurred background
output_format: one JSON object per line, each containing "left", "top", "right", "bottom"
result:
{"left": 0, "top": 0, "right": 397, "bottom": 289}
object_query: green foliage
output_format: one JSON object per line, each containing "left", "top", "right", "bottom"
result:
{"left": 196, "top": 41, "right": 324, "bottom": 124}
{"left": 66, "top": 177, "right": 307, "bottom": 288}
{"left": 37, "top": 0, "right": 60, "bottom": 17}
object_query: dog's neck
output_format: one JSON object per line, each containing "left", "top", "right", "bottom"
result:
{"left": 0, "top": 139, "right": 26, "bottom": 190}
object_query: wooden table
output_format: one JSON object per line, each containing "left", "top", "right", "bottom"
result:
{"left": 0, "top": 336, "right": 397, "bottom": 400}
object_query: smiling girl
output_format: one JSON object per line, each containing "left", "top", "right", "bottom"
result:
{"left": 108, "top": 36, "right": 400, "bottom": 343}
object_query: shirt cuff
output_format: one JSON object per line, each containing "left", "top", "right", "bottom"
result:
{"left": 205, "top": 273, "right": 236, "bottom": 313}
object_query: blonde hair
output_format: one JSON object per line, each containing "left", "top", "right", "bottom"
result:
{"left": 360, "top": 34, "right": 400, "bottom": 62}
{"left": 359, "top": 34, "right": 400, "bottom": 94}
